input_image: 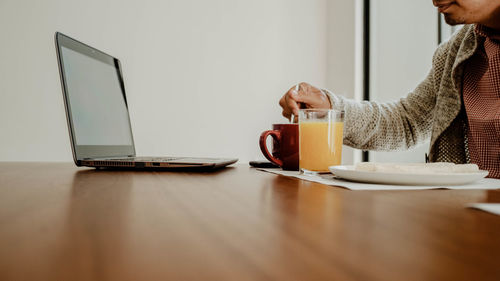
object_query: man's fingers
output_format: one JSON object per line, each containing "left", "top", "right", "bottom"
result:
{"left": 279, "top": 91, "right": 296, "bottom": 118}
{"left": 279, "top": 95, "right": 286, "bottom": 108}
{"left": 280, "top": 82, "right": 329, "bottom": 120}
{"left": 292, "top": 89, "right": 316, "bottom": 105}
{"left": 286, "top": 91, "right": 300, "bottom": 116}
{"left": 282, "top": 109, "right": 291, "bottom": 119}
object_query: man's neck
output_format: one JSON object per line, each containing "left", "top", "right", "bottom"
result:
{"left": 482, "top": 22, "right": 500, "bottom": 31}
{"left": 481, "top": 23, "right": 500, "bottom": 35}
{"left": 481, "top": 8, "right": 500, "bottom": 30}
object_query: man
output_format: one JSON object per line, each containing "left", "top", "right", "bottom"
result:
{"left": 279, "top": 0, "right": 500, "bottom": 178}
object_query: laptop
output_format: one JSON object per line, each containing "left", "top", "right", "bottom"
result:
{"left": 55, "top": 32, "right": 237, "bottom": 170}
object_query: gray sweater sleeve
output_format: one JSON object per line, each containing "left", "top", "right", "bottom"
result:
{"left": 323, "top": 42, "right": 450, "bottom": 151}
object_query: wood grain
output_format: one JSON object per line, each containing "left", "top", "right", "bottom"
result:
{"left": 0, "top": 162, "right": 499, "bottom": 281}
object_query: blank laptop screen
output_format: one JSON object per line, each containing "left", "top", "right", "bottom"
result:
{"left": 60, "top": 46, "right": 133, "bottom": 146}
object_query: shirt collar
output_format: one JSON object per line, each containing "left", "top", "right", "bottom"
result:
{"left": 475, "top": 24, "right": 500, "bottom": 42}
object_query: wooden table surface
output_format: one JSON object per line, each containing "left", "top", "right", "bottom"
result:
{"left": 0, "top": 162, "right": 499, "bottom": 281}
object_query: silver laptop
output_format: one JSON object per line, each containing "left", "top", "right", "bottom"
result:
{"left": 55, "top": 32, "right": 237, "bottom": 170}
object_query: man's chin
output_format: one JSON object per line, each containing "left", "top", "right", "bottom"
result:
{"left": 443, "top": 14, "right": 466, "bottom": 25}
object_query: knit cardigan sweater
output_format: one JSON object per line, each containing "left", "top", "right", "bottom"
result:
{"left": 325, "top": 24, "right": 479, "bottom": 163}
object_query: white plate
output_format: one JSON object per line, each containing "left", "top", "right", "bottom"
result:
{"left": 329, "top": 165, "right": 489, "bottom": 186}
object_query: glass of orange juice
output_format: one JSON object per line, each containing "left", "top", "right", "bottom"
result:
{"left": 298, "top": 108, "right": 344, "bottom": 175}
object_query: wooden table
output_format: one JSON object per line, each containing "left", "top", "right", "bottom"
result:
{"left": 0, "top": 162, "right": 499, "bottom": 281}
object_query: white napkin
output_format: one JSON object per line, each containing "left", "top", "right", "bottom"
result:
{"left": 466, "top": 203, "right": 500, "bottom": 216}
{"left": 258, "top": 168, "right": 500, "bottom": 191}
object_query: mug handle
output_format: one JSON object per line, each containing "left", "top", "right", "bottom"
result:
{"left": 259, "top": 130, "right": 283, "bottom": 167}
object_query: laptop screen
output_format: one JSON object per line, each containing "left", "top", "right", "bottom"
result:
{"left": 56, "top": 33, "right": 135, "bottom": 161}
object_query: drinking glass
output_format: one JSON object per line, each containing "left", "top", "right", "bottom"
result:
{"left": 299, "top": 108, "right": 344, "bottom": 175}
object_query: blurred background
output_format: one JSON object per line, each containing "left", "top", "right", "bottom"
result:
{"left": 0, "top": 0, "right": 454, "bottom": 164}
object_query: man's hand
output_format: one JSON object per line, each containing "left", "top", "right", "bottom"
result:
{"left": 279, "top": 82, "right": 332, "bottom": 120}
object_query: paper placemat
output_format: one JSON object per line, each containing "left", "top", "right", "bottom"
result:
{"left": 258, "top": 168, "right": 500, "bottom": 191}
{"left": 466, "top": 203, "right": 500, "bottom": 216}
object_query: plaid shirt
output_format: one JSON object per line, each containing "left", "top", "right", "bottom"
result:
{"left": 463, "top": 25, "right": 500, "bottom": 178}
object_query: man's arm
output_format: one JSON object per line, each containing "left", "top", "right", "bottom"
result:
{"left": 325, "top": 40, "right": 455, "bottom": 151}
{"left": 324, "top": 74, "right": 435, "bottom": 151}
{"left": 280, "top": 40, "right": 451, "bottom": 151}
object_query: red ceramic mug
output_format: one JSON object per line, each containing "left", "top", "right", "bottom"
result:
{"left": 259, "top": 124, "right": 299, "bottom": 171}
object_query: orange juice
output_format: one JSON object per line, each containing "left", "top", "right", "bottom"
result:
{"left": 299, "top": 121, "right": 343, "bottom": 172}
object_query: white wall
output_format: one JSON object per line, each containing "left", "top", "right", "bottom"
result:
{"left": 0, "top": 0, "right": 332, "bottom": 163}
{"left": 369, "top": 0, "right": 438, "bottom": 163}
{"left": 326, "top": 0, "right": 363, "bottom": 165}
